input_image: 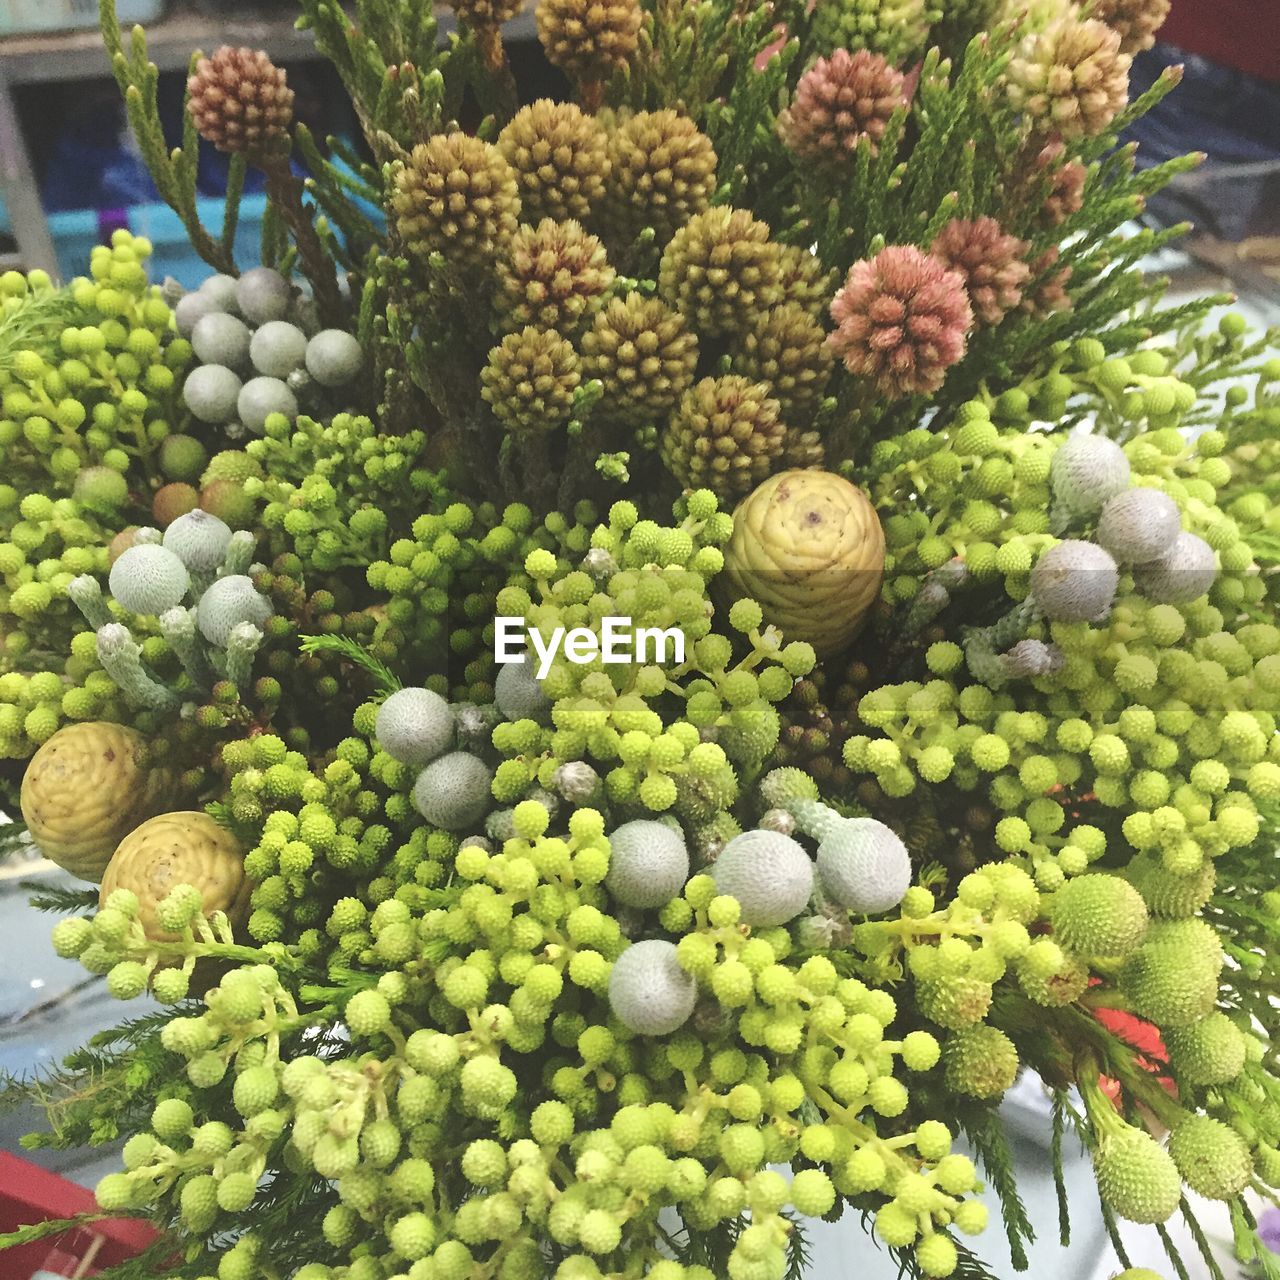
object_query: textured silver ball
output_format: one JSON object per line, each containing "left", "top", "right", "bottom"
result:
{"left": 412, "top": 752, "right": 493, "bottom": 831}
{"left": 192, "top": 312, "right": 252, "bottom": 368}
{"left": 197, "top": 273, "right": 241, "bottom": 314}
{"left": 109, "top": 544, "right": 191, "bottom": 615}
{"left": 1133, "top": 531, "right": 1218, "bottom": 604}
{"left": 1030, "top": 539, "right": 1119, "bottom": 622}
{"left": 816, "top": 818, "right": 912, "bottom": 914}
{"left": 1050, "top": 433, "right": 1131, "bottom": 515}
{"left": 607, "top": 939, "right": 697, "bottom": 1036}
{"left": 305, "top": 329, "right": 364, "bottom": 388}
{"left": 375, "top": 687, "right": 455, "bottom": 768}
{"left": 183, "top": 364, "right": 243, "bottom": 425}
{"left": 174, "top": 289, "right": 223, "bottom": 337}
{"left": 250, "top": 320, "right": 309, "bottom": 378}
{"left": 1095, "top": 487, "right": 1182, "bottom": 564}
{"left": 196, "top": 574, "right": 273, "bottom": 645}
{"left": 163, "top": 509, "right": 233, "bottom": 573}
{"left": 604, "top": 819, "right": 690, "bottom": 909}
{"left": 238, "top": 376, "right": 298, "bottom": 433}
{"left": 711, "top": 829, "right": 814, "bottom": 926}
{"left": 235, "top": 267, "right": 292, "bottom": 325}
{"left": 494, "top": 657, "right": 552, "bottom": 722}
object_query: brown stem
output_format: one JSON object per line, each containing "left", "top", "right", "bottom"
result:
{"left": 261, "top": 156, "right": 346, "bottom": 328}
{"left": 579, "top": 77, "right": 604, "bottom": 113}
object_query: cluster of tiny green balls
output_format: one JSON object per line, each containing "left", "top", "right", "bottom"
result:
{"left": 71, "top": 781, "right": 989, "bottom": 1280}
{"left": 490, "top": 492, "right": 815, "bottom": 858}
{"left": 241, "top": 412, "right": 436, "bottom": 571}
{"left": 0, "top": 231, "right": 191, "bottom": 497}
{"left": 0, "top": 491, "right": 129, "bottom": 756}
{"left": 365, "top": 499, "right": 600, "bottom": 698}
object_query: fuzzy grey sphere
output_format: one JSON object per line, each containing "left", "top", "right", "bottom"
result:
{"left": 711, "top": 829, "right": 814, "bottom": 926}
{"left": 604, "top": 820, "right": 690, "bottom": 909}
{"left": 109, "top": 544, "right": 191, "bottom": 615}
{"left": 494, "top": 657, "right": 552, "bottom": 722}
{"left": 235, "top": 267, "right": 292, "bottom": 325}
{"left": 1030, "top": 539, "right": 1119, "bottom": 622}
{"left": 197, "top": 273, "right": 241, "bottom": 314}
{"left": 250, "top": 320, "right": 309, "bottom": 378}
{"left": 305, "top": 329, "right": 364, "bottom": 388}
{"left": 238, "top": 376, "right": 298, "bottom": 433}
{"left": 375, "top": 686, "right": 455, "bottom": 768}
{"left": 412, "top": 752, "right": 494, "bottom": 831}
{"left": 1095, "top": 487, "right": 1182, "bottom": 565}
{"left": 196, "top": 574, "right": 272, "bottom": 645}
{"left": 1050, "top": 433, "right": 1131, "bottom": 515}
{"left": 174, "top": 289, "right": 223, "bottom": 338}
{"left": 1133, "top": 531, "right": 1218, "bottom": 604}
{"left": 183, "top": 364, "right": 243, "bottom": 425}
{"left": 817, "top": 817, "right": 912, "bottom": 914}
{"left": 192, "top": 312, "right": 252, "bottom": 369}
{"left": 607, "top": 939, "right": 697, "bottom": 1036}
{"left": 163, "top": 509, "right": 233, "bottom": 572}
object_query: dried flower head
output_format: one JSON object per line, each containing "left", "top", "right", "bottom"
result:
{"left": 495, "top": 218, "right": 615, "bottom": 335}
{"left": 931, "top": 216, "right": 1031, "bottom": 326}
{"left": 604, "top": 109, "right": 718, "bottom": 246}
{"left": 828, "top": 245, "right": 973, "bottom": 398}
{"left": 498, "top": 100, "right": 611, "bottom": 224}
{"left": 778, "top": 49, "right": 908, "bottom": 164}
{"left": 536, "top": 0, "right": 642, "bottom": 88}
{"left": 1091, "top": 0, "right": 1171, "bottom": 55}
{"left": 391, "top": 132, "right": 520, "bottom": 269}
{"left": 481, "top": 326, "right": 581, "bottom": 433}
{"left": 662, "top": 375, "right": 787, "bottom": 500}
{"left": 580, "top": 292, "right": 699, "bottom": 427}
{"left": 187, "top": 47, "right": 294, "bottom": 155}
{"left": 659, "top": 207, "right": 785, "bottom": 339}
{"left": 1007, "top": 16, "right": 1132, "bottom": 139}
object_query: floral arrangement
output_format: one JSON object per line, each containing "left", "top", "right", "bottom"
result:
{"left": 2, "top": 0, "right": 1280, "bottom": 1279}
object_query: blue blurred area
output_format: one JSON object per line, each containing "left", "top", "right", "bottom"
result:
{"left": 1124, "top": 42, "right": 1280, "bottom": 242}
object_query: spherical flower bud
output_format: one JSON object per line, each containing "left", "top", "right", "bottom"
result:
{"left": 1007, "top": 17, "right": 1132, "bottom": 140}
{"left": 163, "top": 509, "right": 233, "bottom": 573}
{"left": 496, "top": 218, "right": 614, "bottom": 335}
{"left": 187, "top": 47, "right": 294, "bottom": 154}
{"left": 1030, "top": 539, "right": 1118, "bottom": 622}
{"left": 942, "top": 1025, "right": 1019, "bottom": 1098}
{"left": 392, "top": 133, "right": 519, "bottom": 270}
{"left": 604, "top": 819, "right": 690, "bottom": 909}
{"left": 816, "top": 817, "right": 911, "bottom": 914}
{"left": 1132, "top": 531, "right": 1218, "bottom": 604}
{"left": 930, "top": 216, "right": 1031, "bottom": 326}
{"left": 661, "top": 375, "right": 785, "bottom": 501}
{"left": 498, "top": 100, "right": 610, "bottom": 225}
{"left": 481, "top": 326, "right": 581, "bottom": 434}
{"left": 828, "top": 246, "right": 972, "bottom": 399}
{"left": 196, "top": 574, "right": 272, "bottom": 645}
{"left": 1094, "top": 1126, "right": 1181, "bottom": 1225}
{"left": 777, "top": 49, "right": 907, "bottom": 164}
{"left": 1168, "top": 1115, "right": 1253, "bottom": 1201}
{"left": 109, "top": 544, "right": 191, "bottom": 615}
{"left": 536, "top": 0, "right": 642, "bottom": 86}
{"left": 1049, "top": 873, "right": 1148, "bottom": 957}
{"left": 1095, "top": 487, "right": 1181, "bottom": 564}
{"left": 375, "top": 686, "right": 455, "bottom": 768}
{"left": 710, "top": 829, "right": 814, "bottom": 927}
{"left": 608, "top": 938, "right": 697, "bottom": 1035}
{"left": 1091, "top": 0, "right": 1171, "bottom": 54}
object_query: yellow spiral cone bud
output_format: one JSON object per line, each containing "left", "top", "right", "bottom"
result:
{"left": 723, "top": 470, "right": 885, "bottom": 657}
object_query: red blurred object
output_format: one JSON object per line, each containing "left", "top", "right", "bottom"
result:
{"left": 1092, "top": 1002, "right": 1176, "bottom": 1106}
{"left": 0, "top": 1152, "right": 157, "bottom": 1278}
{"left": 1160, "top": 0, "right": 1279, "bottom": 85}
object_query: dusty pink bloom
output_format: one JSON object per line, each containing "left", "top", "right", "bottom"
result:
{"left": 778, "top": 49, "right": 908, "bottom": 163}
{"left": 931, "top": 216, "right": 1031, "bottom": 326}
{"left": 827, "top": 245, "right": 973, "bottom": 399}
